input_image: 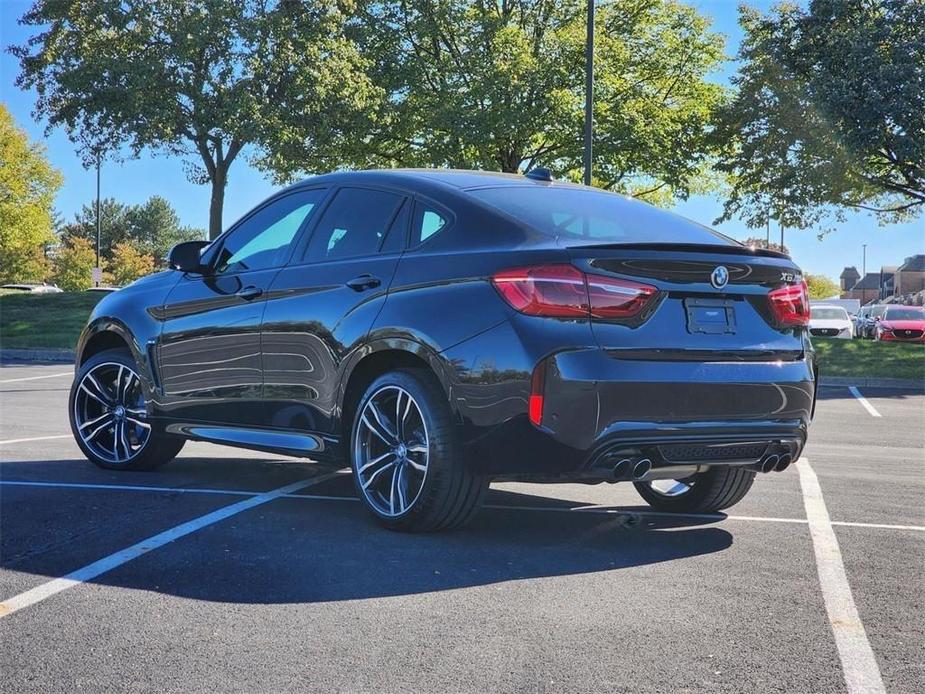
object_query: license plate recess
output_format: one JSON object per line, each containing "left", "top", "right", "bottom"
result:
{"left": 684, "top": 298, "right": 736, "bottom": 335}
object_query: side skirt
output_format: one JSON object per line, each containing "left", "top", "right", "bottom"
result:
{"left": 162, "top": 422, "right": 342, "bottom": 462}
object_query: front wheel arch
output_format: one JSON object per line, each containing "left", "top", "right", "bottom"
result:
{"left": 79, "top": 329, "right": 131, "bottom": 366}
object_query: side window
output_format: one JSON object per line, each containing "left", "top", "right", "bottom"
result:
{"left": 213, "top": 189, "right": 325, "bottom": 274}
{"left": 303, "top": 188, "right": 404, "bottom": 262}
{"left": 411, "top": 202, "right": 448, "bottom": 246}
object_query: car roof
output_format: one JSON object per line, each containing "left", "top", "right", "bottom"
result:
{"left": 812, "top": 305, "right": 847, "bottom": 310}
{"left": 284, "top": 168, "right": 582, "bottom": 194}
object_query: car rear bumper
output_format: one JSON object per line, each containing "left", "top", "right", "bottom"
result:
{"left": 455, "top": 346, "right": 815, "bottom": 477}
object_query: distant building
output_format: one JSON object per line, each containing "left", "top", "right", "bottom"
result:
{"left": 879, "top": 266, "right": 897, "bottom": 299}
{"left": 895, "top": 255, "right": 925, "bottom": 296}
{"left": 840, "top": 254, "right": 925, "bottom": 305}
{"left": 846, "top": 272, "right": 883, "bottom": 305}
{"left": 839, "top": 266, "right": 860, "bottom": 297}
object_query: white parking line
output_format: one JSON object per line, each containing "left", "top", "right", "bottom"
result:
{"left": 0, "top": 434, "right": 72, "bottom": 445}
{"left": 0, "top": 473, "right": 336, "bottom": 619}
{"left": 848, "top": 386, "right": 882, "bottom": 417}
{"left": 2, "top": 479, "right": 923, "bottom": 532}
{"left": 0, "top": 372, "right": 71, "bottom": 384}
{"left": 831, "top": 520, "right": 925, "bottom": 532}
{"left": 797, "top": 458, "right": 886, "bottom": 694}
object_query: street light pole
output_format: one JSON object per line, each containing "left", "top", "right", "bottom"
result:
{"left": 95, "top": 153, "right": 101, "bottom": 286}
{"left": 862, "top": 244, "right": 867, "bottom": 278}
{"left": 583, "top": 0, "right": 594, "bottom": 186}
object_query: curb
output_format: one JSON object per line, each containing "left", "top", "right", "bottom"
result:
{"left": 0, "top": 348, "right": 75, "bottom": 363}
{"left": 820, "top": 375, "right": 924, "bottom": 390}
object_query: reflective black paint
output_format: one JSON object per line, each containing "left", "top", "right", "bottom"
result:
{"left": 75, "top": 170, "right": 816, "bottom": 478}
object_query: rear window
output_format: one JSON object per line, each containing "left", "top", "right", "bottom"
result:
{"left": 811, "top": 307, "right": 849, "bottom": 320}
{"left": 468, "top": 186, "right": 738, "bottom": 246}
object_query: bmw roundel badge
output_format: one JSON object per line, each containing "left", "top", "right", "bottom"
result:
{"left": 710, "top": 265, "right": 729, "bottom": 289}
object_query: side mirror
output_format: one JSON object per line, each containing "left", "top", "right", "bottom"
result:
{"left": 168, "top": 240, "right": 210, "bottom": 273}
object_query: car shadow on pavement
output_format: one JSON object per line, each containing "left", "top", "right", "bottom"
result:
{"left": 1, "top": 456, "right": 735, "bottom": 605}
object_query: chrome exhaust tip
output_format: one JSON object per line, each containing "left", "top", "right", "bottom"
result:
{"left": 760, "top": 455, "right": 779, "bottom": 474}
{"left": 775, "top": 454, "right": 793, "bottom": 472}
{"left": 632, "top": 458, "right": 652, "bottom": 480}
{"left": 612, "top": 458, "right": 633, "bottom": 480}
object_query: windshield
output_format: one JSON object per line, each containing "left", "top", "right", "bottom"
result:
{"left": 884, "top": 307, "right": 925, "bottom": 321}
{"left": 811, "top": 307, "right": 849, "bottom": 320}
{"left": 469, "top": 186, "right": 739, "bottom": 246}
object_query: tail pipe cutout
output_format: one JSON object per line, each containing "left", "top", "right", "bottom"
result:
{"left": 593, "top": 439, "right": 800, "bottom": 481}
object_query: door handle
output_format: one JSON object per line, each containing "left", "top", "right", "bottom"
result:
{"left": 236, "top": 285, "right": 263, "bottom": 300}
{"left": 345, "top": 274, "right": 381, "bottom": 291}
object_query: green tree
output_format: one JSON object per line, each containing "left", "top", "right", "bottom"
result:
{"left": 0, "top": 103, "right": 62, "bottom": 283}
{"left": 108, "top": 241, "right": 155, "bottom": 286}
{"left": 805, "top": 274, "right": 841, "bottom": 300}
{"left": 13, "top": 0, "right": 377, "bottom": 239}
{"left": 714, "top": 0, "right": 925, "bottom": 231}
{"left": 52, "top": 236, "right": 97, "bottom": 291}
{"left": 60, "top": 198, "right": 132, "bottom": 261}
{"left": 61, "top": 196, "right": 204, "bottom": 264}
{"left": 266, "top": 0, "right": 726, "bottom": 202}
{"left": 126, "top": 196, "right": 203, "bottom": 263}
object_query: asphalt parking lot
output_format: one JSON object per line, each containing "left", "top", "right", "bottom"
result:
{"left": 1, "top": 363, "right": 922, "bottom": 693}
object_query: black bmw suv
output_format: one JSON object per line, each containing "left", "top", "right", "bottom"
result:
{"left": 70, "top": 169, "right": 816, "bottom": 531}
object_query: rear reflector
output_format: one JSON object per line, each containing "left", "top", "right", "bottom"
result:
{"left": 528, "top": 362, "right": 545, "bottom": 426}
{"left": 492, "top": 264, "right": 657, "bottom": 321}
{"left": 768, "top": 280, "right": 810, "bottom": 327}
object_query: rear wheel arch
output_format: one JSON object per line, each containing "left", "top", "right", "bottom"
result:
{"left": 339, "top": 341, "right": 456, "bottom": 443}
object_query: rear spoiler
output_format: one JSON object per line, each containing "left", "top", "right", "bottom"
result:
{"left": 566, "top": 242, "right": 791, "bottom": 260}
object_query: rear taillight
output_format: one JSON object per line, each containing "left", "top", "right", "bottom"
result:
{"left": 491, "top": 264, "right": 657, "bottom": 321}
{"left": 491, "top": 265, "right": 588, "bottom": 317}
{"left": 768, "top": 280, "right": 809, "bottom": 327}
{"left": 586, "top": 274, "right": 658, "bottom": 319}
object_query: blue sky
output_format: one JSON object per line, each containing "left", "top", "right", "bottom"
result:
{"left": 1, "top": 0, "right": 922, "bottom": 280}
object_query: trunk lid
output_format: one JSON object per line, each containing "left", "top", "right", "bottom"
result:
{"left": 567, "top": 245, "right": 806, "bottom": 359}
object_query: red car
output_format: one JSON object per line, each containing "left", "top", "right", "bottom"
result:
{"left": 875, "top": 305, "right": 925, "bottom": 342}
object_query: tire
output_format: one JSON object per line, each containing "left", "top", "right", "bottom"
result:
{"left": 69, "top": 348, "right": 184, "bottom": 471}
{"left": 350, "top": 368, "right": 487, "bottom": 532}
{"left": 633, "top": 466, "right": 756, "bottom": 513}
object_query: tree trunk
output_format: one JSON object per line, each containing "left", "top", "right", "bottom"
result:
{"left": 208, "top": 165, "right": 227, "bottom": 240}
{"left": 497, "top": 146, "right": 524, "bottom": 174}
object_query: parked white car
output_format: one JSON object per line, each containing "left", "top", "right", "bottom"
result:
{"left": 1, "top": 283, "right": 63, "bottom": 294}
{"left": 809, "top": 305, "right": 853, "bottom": 339}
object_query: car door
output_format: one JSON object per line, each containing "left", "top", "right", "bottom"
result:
{"left": 260, "top": 186, "right": 409, "bottom": 437}
{"left": 155, "top": 188, "right": 327, "bottom": 426}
